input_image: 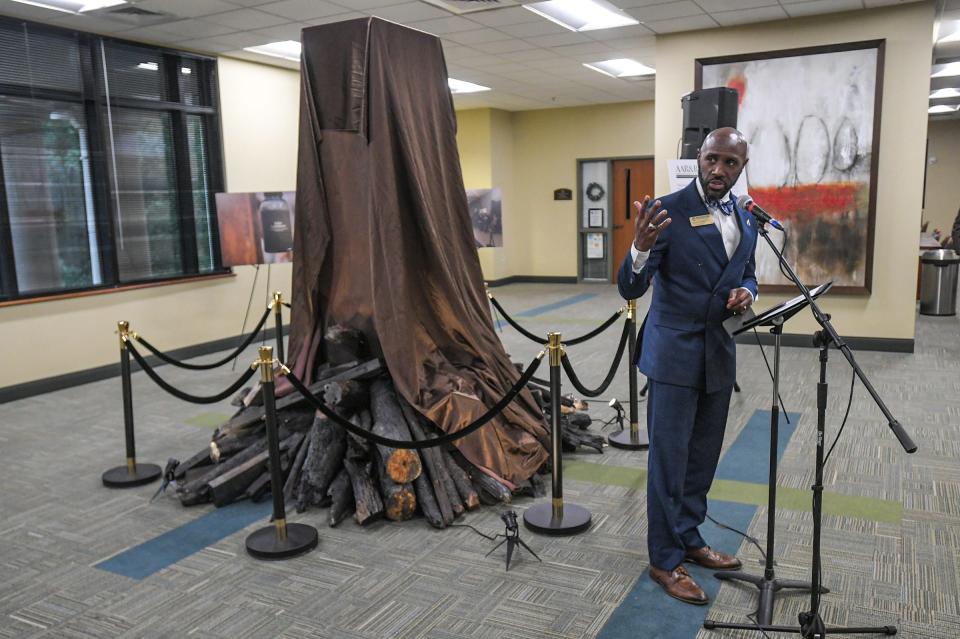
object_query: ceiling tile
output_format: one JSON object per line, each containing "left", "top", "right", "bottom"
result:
{"left": 471, "top": 38, "right": 538, "bottom": 54}
{"left": 584, "top": 24, "right": 657, "bottom": 41}
{"left": 553, "top": 42, "right": 618, "bottom": 58}
{"left": 49, "top": 14, "right": 138, "bottom": 33}
{"left": 191, "top": 30, "right": 274, "bottom": 48}
{"left": 626, "top": 0, "right": 706, "bottom": 22}
{"left": 157, "top": 18, "right": 240, "bottom": 39}
{"left": 203, "top": 8, "right": 290, "bottom": 30}
{"left": 248, "top": 22, "right": 306, "bottom": 41}
{"left": 614, "top": 0, "right": 679, "bottom": 7}
{"left": 862, "top": 0, "right": 916, "bottom": 6}
{"left": 137, "top": 0, "right": 238, "bottom": 18}
{"left": 304, "top": 12, "right": 367, "bottom": 26}
{"left": 406, "top": 15, "right": 482, "bottom": 35}
{"left": 117, "top": 24, "right": 188, "bottom": 43}
{"left": 528, "top": 32, "right": 594, "bottom": 48}
{"left": 696, "top": 0, "right": 782, "bottom": 10}
{"left": 496, "top": 47, "right": 560, "bottom": 62}
{"left": 259, "top": 0, "right": 348, "bottom": 21}
{"left": 368, "top": 2, "right": 452, "bottom": 22}
{"left": 644, "top": 14, "right": 718, "bottom": 33}
{"left": 444, "top": 28, "right": 514, "bottom": 45}
{"left": 176, "top": 39, "right": 235, "bottom": 53}
{"left": 496, "top": 19, "right": 570, "bottom": 38}
{"left": 463, "top": 6, "right": 541, "bottom": 27}
{"left": 327, "top": 0, "right": 407, "bottom": 7}
{"left": 784, "top": 0, "right": 863, "bottom": 17}
{"left": 711, "top": 5, "right": 788, "bottom": 25}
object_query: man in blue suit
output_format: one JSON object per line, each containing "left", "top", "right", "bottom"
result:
{"left": 618, "top": 127, "right": 758, "bottom": 605}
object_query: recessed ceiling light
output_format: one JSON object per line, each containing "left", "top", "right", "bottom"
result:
{"left": 8, "top": 0, "right": 125, "bottom": 13}
{"left": 137, "top": 62, "right": 158, "bottom": 71}
{"left": 524, "top": 0, "right": 639, "bottom": 32}
{"left": 584, "top": 58, "right": 655, "bottom": 78}
{"left": 931, "top": 62, "right": 960, "bottom": 78}
{"left": 243, "top": 41, "right": 301, "bottom": 62}
{"left": 928, "top": 104, "right": 960, "bottom": 114}
{"left": 448, "top": 78, "right": 490, "bottom": 94}
{"left": 930, "top": 88, "right": 960, "bottom": 99}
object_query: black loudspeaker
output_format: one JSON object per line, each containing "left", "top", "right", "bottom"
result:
{"left": 680, "top": 87, "right": 739, "bottom": 159}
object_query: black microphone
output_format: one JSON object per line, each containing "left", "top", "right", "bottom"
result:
{"left": 737, "top": 195, "right": 784, "bottom": 231}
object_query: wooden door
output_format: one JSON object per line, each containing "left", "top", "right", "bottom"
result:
{"left": 611, "top": 159, "right": 655, "bottom": 283}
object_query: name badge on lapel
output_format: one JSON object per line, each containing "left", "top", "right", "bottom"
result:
{"left": 689, "top": 214, "right": 713, "bottom": 227}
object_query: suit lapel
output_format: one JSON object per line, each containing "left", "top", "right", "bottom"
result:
{"left": 681, "top": 181, "right": 728, "bottom": 266}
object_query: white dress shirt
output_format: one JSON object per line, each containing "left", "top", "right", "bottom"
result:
{"left": 629, "top": 181, "right": 755, "bottom": 301}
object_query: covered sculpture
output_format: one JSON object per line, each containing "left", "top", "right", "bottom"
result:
{"left": 283, "top": 17, "right": 549, "bottom": 485}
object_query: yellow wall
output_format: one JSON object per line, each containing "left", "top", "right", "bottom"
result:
{"left": 457, "top": 101, "right": 656, "bottom": 279}
{"left": 655, "top": 3, "right": 934, "bottom": 340}
{"left": 0, "top": 56, "right": 301, "bottom": 389}
{"left": 923, "top": 118, "right": 960, "bottom": 239}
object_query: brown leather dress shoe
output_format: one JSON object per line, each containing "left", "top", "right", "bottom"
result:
{"left": 684, "top": 546, "right": 742, "bottom": 570}
{"left": 649, "top": 565, "right": 709, "bottom": 605}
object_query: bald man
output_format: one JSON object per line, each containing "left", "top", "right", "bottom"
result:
{"left": 617, "top": 128, "right": 758, "bottom": 605}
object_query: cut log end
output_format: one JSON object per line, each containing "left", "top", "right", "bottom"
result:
{"left": 386, "top": 449, "right": 422, "bottom": 484}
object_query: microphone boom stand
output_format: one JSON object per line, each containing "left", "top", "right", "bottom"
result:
{"left": 705, "top": 222, "right": 915, "bottom": 638}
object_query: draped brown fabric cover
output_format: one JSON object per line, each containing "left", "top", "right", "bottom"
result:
{"left": 284, "top": 17, "right": 549, "bottom": 484}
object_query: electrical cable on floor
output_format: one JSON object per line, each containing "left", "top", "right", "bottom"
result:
{"left": 450, "top": 523, "right": 497, "bottom": 541}
{"left": 705, "top": 513, "right": 767, "bottom": 563}
{"left": 823, "top": 367, "right": 857, "bottom": 465}
{"left": 746, "top": 612, "right": 774, "bottom": 639}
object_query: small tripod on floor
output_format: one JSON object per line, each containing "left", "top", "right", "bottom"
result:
{"left": 486, "top": 510, "right": 541, "bottom": 571}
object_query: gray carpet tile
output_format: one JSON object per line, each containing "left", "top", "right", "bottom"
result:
{"left": 0, "top": 283, "right": 957, "bottom": 637}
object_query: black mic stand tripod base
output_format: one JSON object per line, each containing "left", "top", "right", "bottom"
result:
{"left": 704, "top": 221, "right": 912, "bottom": 638}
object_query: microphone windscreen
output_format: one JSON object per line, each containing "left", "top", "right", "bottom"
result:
{"left": 737, "top": 194, "right": 753, "bottom": 209}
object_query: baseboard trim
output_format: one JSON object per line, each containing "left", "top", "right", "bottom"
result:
{"left": 485, "top": 275, "right": 578, "bottom": 287}
{"left": 1, "top": 325, "right": 288, "bottom": 404}
{"left": 736, "top": 331, "right": 914, "bottom": 353}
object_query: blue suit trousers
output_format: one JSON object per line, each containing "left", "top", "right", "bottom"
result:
{"left": 646, "top": 379, "right": 732, "bottom": 571}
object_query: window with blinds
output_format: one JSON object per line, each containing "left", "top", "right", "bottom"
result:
{"left": 0, "top": 17, "right": 225, "bottom": 301}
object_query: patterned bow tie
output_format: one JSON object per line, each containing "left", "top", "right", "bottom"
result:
{"left": 709, "top": 198, "right": 735, "bottom": 216}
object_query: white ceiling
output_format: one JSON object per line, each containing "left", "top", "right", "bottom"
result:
{"left": 0, "top": 0, "right": 954, "bottom": 113}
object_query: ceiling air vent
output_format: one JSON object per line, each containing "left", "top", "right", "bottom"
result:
{"left": 108, "top": 6, "right": 164, "bottom": 16}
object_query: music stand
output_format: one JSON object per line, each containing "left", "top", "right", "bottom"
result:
{"left": 705, "top": 281, "right": 833, "bottom": 629}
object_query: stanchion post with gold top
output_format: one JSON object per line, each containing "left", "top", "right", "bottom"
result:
{"left": 102, "top": 321, "right": 162, "bottom": 488}
{"left": 608, "top": 299, "right": 649, "bottom": 450}
{"left": 245, "top": 345, "right": 318, "bottom": 560}
{"left": 271, "top": 292, "right": 285, "bottom": 364}
{"left": 523, "top": 332, "right": 592, "bottom": 536}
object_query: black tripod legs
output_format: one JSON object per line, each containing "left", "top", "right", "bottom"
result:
{"left": 708, "top": 571, "right": 827, "bottom": 628}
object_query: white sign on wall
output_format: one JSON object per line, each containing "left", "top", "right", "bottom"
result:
{"left": 667, "top": 159, "right": 749, "bottom": 198}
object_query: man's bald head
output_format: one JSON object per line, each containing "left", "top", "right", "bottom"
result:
{"left": 697, "top": 127, "right": 749, "bottom": 201}
{"left": 701, "top": 127, "right": 749, "bottom": 159}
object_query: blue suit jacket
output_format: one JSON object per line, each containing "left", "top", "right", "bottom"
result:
{"left": 617, "top": 180, "right": 758, "bottom": 393}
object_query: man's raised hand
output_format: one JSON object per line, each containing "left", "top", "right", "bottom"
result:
{"left": 633, "top": 195, "right": 671, "bottom": 252}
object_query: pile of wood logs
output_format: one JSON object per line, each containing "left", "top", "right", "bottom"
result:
{"left": 170, "top": 325, "right": 602, "bottom": 529}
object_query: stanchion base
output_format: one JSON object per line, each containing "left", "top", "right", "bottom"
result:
{"left": 102, "top": 463, "right": 162, "bottom": 488}
{"left": 245, "top": 523, "right": 318, "bottom": 560}
{"left": 523, "top": 502, "right": 591, "bottom": 536}
{"left": 608, "top": 429, "right": 649, "bottom": 450}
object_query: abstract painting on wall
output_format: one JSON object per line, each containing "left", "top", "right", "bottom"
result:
{"left": 698, "top": 40, "right": 884, "bottom": 293}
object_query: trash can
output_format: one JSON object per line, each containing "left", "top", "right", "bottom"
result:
{"left": 919, "top": 249, "right": 959, "bottom": 316}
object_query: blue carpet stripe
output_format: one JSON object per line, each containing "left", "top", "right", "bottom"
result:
{"left": 597, "top": 409, "right": 802, "bottom": 639}
{"left": 515, "top": 292, "right": 598, "bottom": 317}
{"left": 716, "top": 410, "right": 801, "bottom": 484}
{"left": 95, "top": 500, "right": 271, "bottom": 580}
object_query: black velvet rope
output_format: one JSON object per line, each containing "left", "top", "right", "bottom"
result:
{"left": 563, "top": 309, "right": 624, "bottom": 345}
{"left": 488, "top": 296, "right": 544, "bottom": 343}
{"left": 559, "top": 320, "right": 631, "bottom": 397}
{"left": 489, "top": 295, "right": 625, "bottom": 346}
{"left": 283, "top": 354, "right": 544, "bottom": 450}
{"left": 133, "top": 306, "right": 272, "bottom": 370}
{"left": 126, "top": 341, "right": 258, "bottom": 404}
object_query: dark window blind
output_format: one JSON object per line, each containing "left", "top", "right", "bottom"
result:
{"left": 0, "top": 16, "right": 224, "bottom": 301}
